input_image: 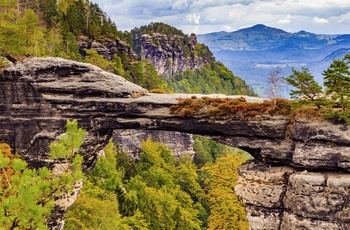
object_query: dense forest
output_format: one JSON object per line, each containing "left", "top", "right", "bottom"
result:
{"left": 0, "top": 0, "right": 254, "bottom": 229}
{"left": 64, "top": 139, "right": 249, "bottom": 229}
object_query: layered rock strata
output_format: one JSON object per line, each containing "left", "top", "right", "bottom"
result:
{"left": 78, "top": 36, "right": 137, "bottom": 62}
{"left": 139, "top": 33, "right": 213, "bottom": 76}
{"left": 113, "top": 129, "right": 195, "bottom": 159}
{"left": 1, "top": 57, "right": 350, "bottom": 229}
{"left": 236, "top": 163, "right": 350, "bottom": 229}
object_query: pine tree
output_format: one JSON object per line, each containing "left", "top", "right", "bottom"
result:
{"left": 285, "top": 67, "right": 323, "bottom": 108}
{"left": 322, "top": 57, "right": 350, "bottom": 123}
{"left": 323, "top": 58, "right": 350, "bottom": 111}
{"left": 0, "top": 120, "right": 86, "bottom": 229}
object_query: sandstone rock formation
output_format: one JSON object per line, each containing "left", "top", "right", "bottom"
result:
{"left": 138, "top": 33, "right": 213, "bottom": 76}
{"left": 113, "top": 129, "right": 195, "bottom": 159}
{"left": 1, "top": 57, "right": 350, "bottom": 229}
{"left": 78, "top": 36, "right": 137, "bottom": 62}
{"left": 236, "top": 163, "right": 350, "bottom": 229}
{"left": 77, "top": 33, "right": 213, "bottom": 77}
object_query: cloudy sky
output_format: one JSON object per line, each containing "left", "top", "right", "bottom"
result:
{"left": 91, "top": 0, "right": 350, "bottom": 35}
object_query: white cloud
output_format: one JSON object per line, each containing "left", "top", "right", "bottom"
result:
{"left": 91, "top": 0, "right": 350, "bottom": 34}
{"left": 313, "top": 17, "right": 329, "bottom": 24}
{"left": 332, "top": 12, "right": 350, "bottom": 23}
{"left": 186, "top": 13, "right": 201, "bottom": 24}
{"left": 278, "top": 14, "right": 292, "bottom": 24}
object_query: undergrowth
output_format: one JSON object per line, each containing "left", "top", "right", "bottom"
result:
{"left": 170, "top": 96, "right": 291, "bottom": 118}
{"left": 170, "top": 96, "right": 336, "bottom": 123}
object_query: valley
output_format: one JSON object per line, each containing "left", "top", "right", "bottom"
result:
{"left": 198, "top": 24, "right": 350, "bottom": 97}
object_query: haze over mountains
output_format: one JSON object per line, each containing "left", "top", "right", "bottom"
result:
{"left": 197, "top": 24, "right": 350, "bottom": 97}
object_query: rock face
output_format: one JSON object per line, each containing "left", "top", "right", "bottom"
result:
{"left": 113, "top": 129, "right": 195, "bottom": 159}
{"left": 236, "top": 163, "right": 350, "bottom": 229}
{"left": 2, "top": 57, "right": 350, "bottom": 229}
{"left": 138, "top": 33, "right": 213, "bottom": 76}
{"left": 78, "top": 36, "right": 137, "bottom": 62}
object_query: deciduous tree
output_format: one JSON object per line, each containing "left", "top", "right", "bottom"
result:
{"left": 202, "top": 153, "right": 249, "bottom": 230}
{"left": 266, "top": 68, "right": 284, "bottom": 99}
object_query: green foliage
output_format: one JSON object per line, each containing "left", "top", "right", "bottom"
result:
{"left": 202, "top": 153, "right": 249, "bottom": 230}
{"left": 38, "top": 0, "right": 58, "bottom": 28}
{"left": 0, "top": 0, "right": 125, "bottom": 63}
{"left": 65, "top": 141, "right": 148, "bottom": 229}
{"left": 282, "top": 54, "right": 350, "bottom": 124}
{"left": 285, "top": 67, "right": 322, "bottom": 99}
{"left": 193, "top": 136, "right": 244, "bottom": 168}
{"left": 168, "top": 62, "right": 257, "bottom": 96}
{"left": 65, "top": 179, "right": 131, "bottom": 230}
{"left": 84, "top": 49, "right": 114, "bottom": 71}
{"left": 0, "top": 5, "right": 25, "bottom": 58}
{"left": 0, "top": 120, "right": 86, "bottom": 229}
{"left": 284, "top": 67, "right": 323, "bottom": 109}
{"left": 66, "top": 140, "right": 206, "bottom": 229}
{"left": 124, "top": 59, "right": 170, "bottom": 91}
{"left": 125, "top": 140, "right": 203, "bottom": 229}
{"left": 113, "top": 54, "right": 125, "bottom": 76}
{"left": 323, "top": 57, "right": 350, "bottom": 111}
{"left": 321, "top": 56, "right": 350, "bottom": 123}
{"left": 137, "top": 22, "right": 186, "bottom": 37}
{"left": 64, "top": 135, "right": 252, "bottom": 230}
{"left": 50, "top": 120, "right": 86, "bottom": 160}
{"left": 87, "top": 142, "right": 123, "bottom": 192}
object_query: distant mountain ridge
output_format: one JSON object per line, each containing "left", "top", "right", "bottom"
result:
{"left": 200, "top": 24, "right": 342, "bottom": 51}
{"left": 197, "top": 24, "right": 350, "bottom": 97}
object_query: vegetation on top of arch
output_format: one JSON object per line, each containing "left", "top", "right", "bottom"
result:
{"left": 170, "top": 54, "right": 350, "bottom": 124}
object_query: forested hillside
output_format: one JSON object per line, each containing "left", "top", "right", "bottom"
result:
{"left": 0, "top": 1, "right": 256, "bottom": 96}
{"left": 0, "top": 0, "right": 121, "bottom": 60}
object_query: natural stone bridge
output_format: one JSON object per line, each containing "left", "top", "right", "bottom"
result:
{"left": 1, "top": 58, "right": 350, "bottom": 229}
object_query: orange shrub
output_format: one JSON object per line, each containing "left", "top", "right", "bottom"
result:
{"left": 170, "top": 97, "right": 292, "bottom": 119}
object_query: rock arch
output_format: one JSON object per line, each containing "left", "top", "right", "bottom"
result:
{"left": 1, "top": 58, "right": 350, "bottom": 229}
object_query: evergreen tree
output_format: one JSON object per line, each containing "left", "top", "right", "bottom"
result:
{"left": 285, "top": 67, "right": 323, "bottom": 108}
{"left": 0, "top": 1, "right": 25, "bottom": 59}
{"left": 321, "top": 56, "right": 350, "bottom": 123}
{"left": 323, "top": 58, "right": 350, "bottom": 111}
{"left": 45, "top": 28, "right": 64, "bottom": 57}
{"left": 38, "top": 0, "right": 58, "bottom": 28}
{"left": 21, "top": 9, "right": 47, "bottom": 57}
{"left": 65, "top": 142, "right": 149, "bottom": 229}
{"left": 0, "top": 120, "right": 86, "bottom": 229}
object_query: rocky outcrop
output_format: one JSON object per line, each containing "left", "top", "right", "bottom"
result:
{"left": 77, "top": 33, "right": 213, "bottom": 77}
{"left": 138, "top": 33, "right": 213, "bottom": 76}
{"left": 113, "top": 129, "right": 194, "bottom": 159}
{"left": 236, "top": 163, "right": 350, "bottom": 229}
{"left": 2, "top": 57, "right": 350, "bottom": 229}
{"left": 77, "top": 36, "right": 137, "bottom": 62}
